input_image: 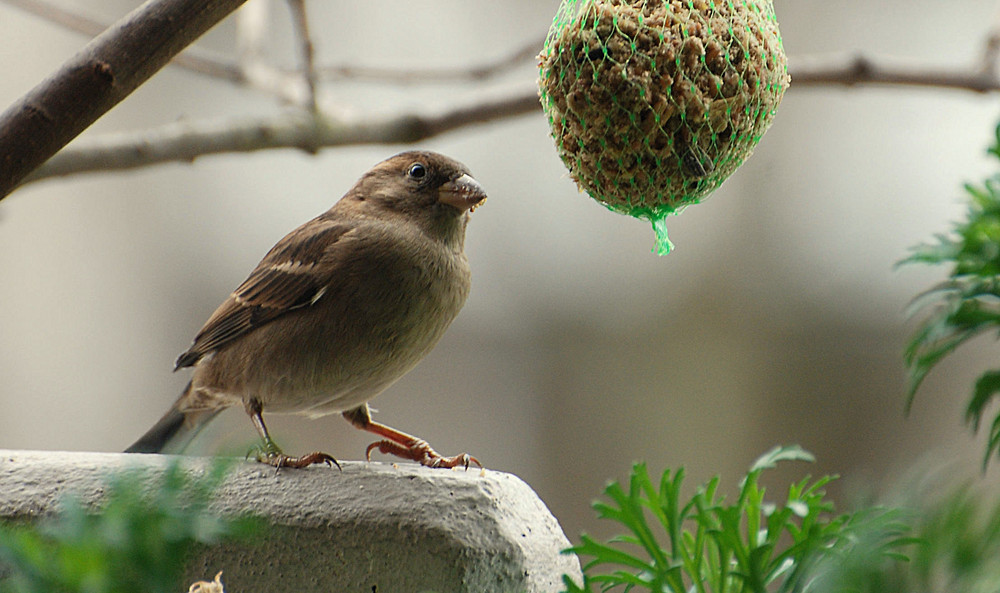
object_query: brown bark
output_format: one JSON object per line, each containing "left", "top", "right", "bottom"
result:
{"left": 0, "top": 0, "right": 249, "bottom": 199}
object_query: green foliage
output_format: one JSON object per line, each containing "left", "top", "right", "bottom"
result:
{"left": 0, "top": 460, "right": 258, "bottom": 593}
{"left": 903, "top": 122, "right": 1000, "bottom": 467}
{"left": 561, "top": 445, "right": 911, "bottom": 593}
{"left": 903, "top": 483, "right": 1000, "bottom": 593}
{"left": 805, "top": 476, "right": 1000, "bottom": 593}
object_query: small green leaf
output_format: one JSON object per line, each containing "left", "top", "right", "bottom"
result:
{"left": 968, "top": 370, "right": 1000, "bottom": 430}
{"left": 748, "top": 445, "right": 814, "bottom": 474}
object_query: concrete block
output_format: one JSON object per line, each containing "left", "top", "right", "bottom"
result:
{"left": 0, "top": 450, "right": 582, "bottom": 593}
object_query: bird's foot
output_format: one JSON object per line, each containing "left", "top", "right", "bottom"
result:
{"left": 365, "top": 437, "right": 480, "bottom": 470}
{"left": 249, "top": 439, "right": 340, "bottom": 470}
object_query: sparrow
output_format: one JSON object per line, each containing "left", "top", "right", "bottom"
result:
{"left": 125, "top": 151, "right": 487, "bottom": 469}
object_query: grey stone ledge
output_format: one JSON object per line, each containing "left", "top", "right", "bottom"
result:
{"left": 0, "top": 449, "right": 582, "bottom": 593}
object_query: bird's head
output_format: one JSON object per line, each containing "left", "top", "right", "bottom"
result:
{"left": 343, "top": 151, "right": 487, "bottom": 230}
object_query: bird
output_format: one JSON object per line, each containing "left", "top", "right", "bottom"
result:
{"left": 126, "top": 151, "right": 487, "bottom": 469}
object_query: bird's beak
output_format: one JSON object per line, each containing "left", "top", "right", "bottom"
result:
{"left": 438, "top": 174, "right": 488, "bottom": 213}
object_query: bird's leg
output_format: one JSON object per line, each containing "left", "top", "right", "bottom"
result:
{"left": 342, "top": 405, "right": 480, "bottom": 469}
{"left": 246, "top": 398, "right": 340, "bottom": 469}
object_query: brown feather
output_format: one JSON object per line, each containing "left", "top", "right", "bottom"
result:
{"left": 175, "top": 221, "right": 355, "bottom": 369}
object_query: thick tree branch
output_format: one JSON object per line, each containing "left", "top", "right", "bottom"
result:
{"left": 21, "top": 85, "right": 541, "bottom": 184}
{"left": 0, "top": 0, "right": 248, "bottom": 200}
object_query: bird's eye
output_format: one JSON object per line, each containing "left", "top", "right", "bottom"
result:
{"left": 407, "top": 163, "right": 427, "bottom": 179}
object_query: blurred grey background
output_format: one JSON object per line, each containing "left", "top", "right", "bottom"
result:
{"left": 2, "top": 0, "right": 1000, "bottom": 540}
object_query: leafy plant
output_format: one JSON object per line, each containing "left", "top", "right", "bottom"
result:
{"left": 903, "top": 121, "right": 1000, "bottom": 466}
{"left": 0, "top": 460, "right": 257, "bottom": 593}
{"left": 562, "top": 445, "right": 911, "bottom": 593}
{"left": 898, "top": 482, "right": 1000, "bottom": 593}
{"left": 807, "top": 472, "right": 1000, "bottom": 593}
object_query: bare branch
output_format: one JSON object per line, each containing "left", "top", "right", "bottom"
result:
{"left": 0, "top": 0, "right": 249, "bottom": 200}
{"left": 790, "top": 53, "right": 1000, "bottom": 93}
{"left": 235, "top": 0, "right": 269, "bottom": 70}
{"left": 21, "top": 84, "right": 541, "bottom": 184}
{"left": 7, "top": 0, "right": 1000, "bottom": 193}
{"left": 1, "top": 0, "right": 243, "bottom": 82}
{"left": 230, "top": 0, "right": 316, "bottom": 106}
{"left": 2, "top": 0, "right": 105, "bottom": 36}
{"left": 20, "top": 43, "right": 1000, "bottom": 187}
{"left": 316, "top": 37, "right": 543, "bottom": 84}
{"left": 5, "top": 0, "right": 999, "bottom": 95}
{"left": 783, "top": 12, "right": 1000, "bottom": 93}
{"left": 286, "top": 0, "right": 318, "bottom": 113}
{"left": 3, "top": 0, "right": 542, "bottom": 88}
{"left": 978, "top": 2, "right": 1000, "bottom": 75}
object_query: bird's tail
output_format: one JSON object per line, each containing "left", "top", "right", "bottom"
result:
{"left": 125, "top": 382, "right": 221, "bottom": 454}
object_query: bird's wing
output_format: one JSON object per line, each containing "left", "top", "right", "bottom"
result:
{"left": 175, "top": 218, "right": 355, "bottom": 369}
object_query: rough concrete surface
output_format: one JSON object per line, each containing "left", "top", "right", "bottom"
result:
{"left": 0, "top": 450, "right": 582, "bottom": 593}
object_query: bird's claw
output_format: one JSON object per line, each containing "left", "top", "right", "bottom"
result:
{"left": 365, "top": 438, "right": 480, "bottom": 470}
{"left": 249, "top": 441, "right": 340, "bottom": 470}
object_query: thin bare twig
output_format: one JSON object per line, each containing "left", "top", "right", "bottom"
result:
{"left": 1, "top": 0, "right": 243, "bottom": 82}
{"left": 777, "top": 9, "right": 1000, "bottom": 93}
{"left": 0, "top": 0, "right": 541, "bottom": 87}
{"left": 235, "top": 0, "right": 268, "bottom": 73}
{"left": 286, "top": 0, "right": 318, "bottom": 113}
{"left": 20, "top": 84, "right": 541, "bottom": 184}
{"left": 316, "top": 38, "right": 543, "bottom": 84}
{"left": 790, "top": 53, "right": 1000, "bottom": 94}
{"left": 3, "top": 0, "right": 104, "bottom": 36}
{"left": 230, "top": 0, "right": 326, "bottom": 107}
{"left": 978, "top": 2, "right": 1000, "bottom": 76}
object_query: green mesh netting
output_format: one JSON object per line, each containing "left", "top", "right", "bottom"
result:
{"left": 538, "top": 0, "right": 789, "bottom": 254}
